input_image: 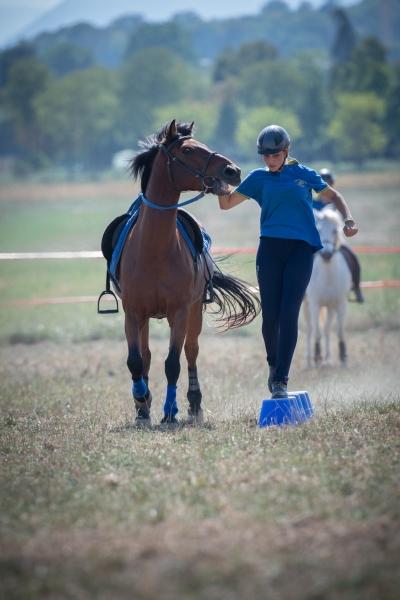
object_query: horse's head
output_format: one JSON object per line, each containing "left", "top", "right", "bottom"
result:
{"left": 316, "top": 208, "right": 344, "bottom": 261}
{"left": 161, "top": 120, "right": 241, "bottom": 194}
{"left": 131, "top": 120, "right": 241, "bottom": 196}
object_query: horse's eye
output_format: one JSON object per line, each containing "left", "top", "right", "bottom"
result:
{"left": 182, "top": 147, "right": 193, "bottom": 154}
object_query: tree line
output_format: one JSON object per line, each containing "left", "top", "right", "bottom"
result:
{"left": 0, "top": 7, "right": 399, "bottom": 174}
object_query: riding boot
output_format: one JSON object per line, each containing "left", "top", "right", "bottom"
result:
{"left": 271, "top": 381, "right": 288, "bottom": 399}
{"left": 339, "top": 245, "right": 364, "bottom": 303}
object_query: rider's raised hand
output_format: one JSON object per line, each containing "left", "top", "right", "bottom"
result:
{"left": 343, "top": 219, "right": 358, "bottom": 237}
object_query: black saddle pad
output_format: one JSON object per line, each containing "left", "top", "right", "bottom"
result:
{"left": 101, "top": 213, "right": 129, "bottom": 264}
{"left": 177, "top": 208, "right": 205, "bottom": 255}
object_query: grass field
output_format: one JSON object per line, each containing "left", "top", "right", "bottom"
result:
{"left": 1, "top": 171, "right": 400, "bottom": 599}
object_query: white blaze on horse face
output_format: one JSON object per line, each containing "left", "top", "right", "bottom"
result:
{"left": 317, "top": 211, "right": 341, "bottom": 261}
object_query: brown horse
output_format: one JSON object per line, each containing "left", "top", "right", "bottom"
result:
{"left": 120, "top": 119, "right": 259, "bottom": 426}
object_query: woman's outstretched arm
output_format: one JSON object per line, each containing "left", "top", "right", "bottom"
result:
{"left": 218, "top": 187, "right": 248, "bottom": 210}
{"left": 319, "top": 186, "right": 358, "bottom": 237}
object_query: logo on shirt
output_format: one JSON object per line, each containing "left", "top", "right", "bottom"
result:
{"left": 295, "top": 179, "right": 307, "bottom": 187}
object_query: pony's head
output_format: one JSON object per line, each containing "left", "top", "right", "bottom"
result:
{"left": 130, "top": 120, "right": 241, "bottom": 194}
{"left": 315, "top": 207, "right": 344, "bottom": 261}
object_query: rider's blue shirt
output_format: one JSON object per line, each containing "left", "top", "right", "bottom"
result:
{"left": 236, "top": 159, "right": 328, "bottom": 251}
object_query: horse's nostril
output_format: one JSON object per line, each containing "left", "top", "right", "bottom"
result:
{"left": 223, "top": 165, "right": 241, "bottom": 180}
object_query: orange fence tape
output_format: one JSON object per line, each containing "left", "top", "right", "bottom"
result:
{"left": 1, "top": 280, "right": 399, "bottom": 308}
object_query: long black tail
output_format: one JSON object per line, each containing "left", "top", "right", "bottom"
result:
{"left": 206, "top": 270, "right": 261, "bottom": 330}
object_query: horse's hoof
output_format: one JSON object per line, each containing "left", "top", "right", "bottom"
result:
{"left": 160, "top": 415, "right": 179, "bottom": 427}
{"left": 135, "top": 416, "right": 152, "bottom": 429}
{"left": 187, "top": 408, "right": 204, "bottom": 426}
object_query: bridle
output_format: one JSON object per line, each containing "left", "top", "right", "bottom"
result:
{"left": 161, "top": 135, "right": 218, "bottom": 193}
{"left": 141, "top": 135, "right": 218, "bottom": 211}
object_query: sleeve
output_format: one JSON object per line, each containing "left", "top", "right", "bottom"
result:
{"left": 234, "top": 170, "right": 263, "bottom": 204}
{"left": 301, "top": 166, "right": 329, "bottom": 193}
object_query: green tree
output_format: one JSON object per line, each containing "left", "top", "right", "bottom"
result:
{"left": 153, "top": 101, "right": 218, "bottom": 147}
{"left": 332, "top": 36, "right": 390, "bottom": 96}
{"left": 237, "top": 60, "right": 303, "bottom": 112}
{"left": 34, "top": 67, "right": 118, "bottom": 168}
{"left": 125, "top": 22, "right": 196, "bottom": 63}
{"left": 292, "top": 56, "right": 330, "bottom": 160}
{"left": 0, "top": 42, "right": 36, "bottom": 87}
{"left": 213, "top": 41, "right": 277, "bottom": 83}
{"left": 42, "top": 41, "right": 95, "bottom": 76}
{"left": 118, "top": 48, "right": 191, "bottom": 146}
{"left": 384, "top": 62, "right": 400, "bottom": 158}
{"left": 330, "top": 8, "right": 357, "bottom": 66}
{"left": 328, "top": 92, "right": 387, "bottom": 165}
{"left": 236, "top": 106, "right": 301, "bottom": 160}
{"left": 0, "top": 57, "right": 50, "bottom": 158}
{"left": 213, "top": 94, "right": 239, "bottom": 155}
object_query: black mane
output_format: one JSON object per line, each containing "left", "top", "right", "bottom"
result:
{"left": 130, "top": 122, "right": 193, "bottom": 193}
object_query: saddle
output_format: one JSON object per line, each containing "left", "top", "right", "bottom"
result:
{"left": 101, "top": 207, "right": 207, "bottom": 266}
{"left": 98, "top": 199, "right": 212, "bottom": 314}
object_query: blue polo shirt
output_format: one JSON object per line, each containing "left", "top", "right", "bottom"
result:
{"left": 236, "top": 159, "right": 328, "bottom": 251}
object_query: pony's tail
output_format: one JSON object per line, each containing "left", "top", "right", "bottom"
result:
{"left": 207, "top": 270, "right": 261, "bottom": 330}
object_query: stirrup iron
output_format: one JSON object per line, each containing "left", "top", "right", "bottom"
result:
{"left": 97, "top": 271, "right": 119, "bottom": 314}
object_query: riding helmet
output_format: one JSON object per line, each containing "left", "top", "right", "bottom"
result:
{"left": 257, "top": 125, "right": 290, "bottom": 155}
{"left": 319, "top": 168, "right": 335, "bottom": 186}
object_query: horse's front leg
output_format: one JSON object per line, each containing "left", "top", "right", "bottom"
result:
{"left": 162, "top": 307, "right": 190, "bottom": 424}
{"left": 184, "top": 299, "right": 204, "bottom": 425}
{"left": 324, "top": 307, "right": 334, "bottom": 365}
{"left": 140, "top": 318, "right": 152, "bottom": 410}
{"left": 125, "top": 313, "right": 151, "bottom": 426}
{"left": 309, "top": 301, "right": 322, "bottom": 366}
{"left": 336, "top": 300, "right": 348, "bottom": 366}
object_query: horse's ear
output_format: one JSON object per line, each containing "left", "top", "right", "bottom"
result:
{"left": 166, "top": 119, "right": 177, "bottom": 142}
{"left": 189, "top": 121, "right": 194, "bottom": 133}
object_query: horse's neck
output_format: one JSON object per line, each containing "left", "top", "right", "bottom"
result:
{"left": 136, "top": 157, "right": 180, "bottom": 256}
{"left": 311, "top": 253, "right": 351, "bottom": 295}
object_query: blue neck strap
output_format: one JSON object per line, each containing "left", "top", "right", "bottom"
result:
{"left": 140, "top": 191, "right": 205, "bottom": 211}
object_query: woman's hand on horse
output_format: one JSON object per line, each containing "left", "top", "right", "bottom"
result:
{"left": 218, "top": 189, "right": 247, "bottom": 210}
{"left": 343, "top": 219, "right": 358, "bottom": 237}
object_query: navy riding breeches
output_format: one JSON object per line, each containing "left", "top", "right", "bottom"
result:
{"left": 256, "top": 236, "right": 314, "bottom": 383}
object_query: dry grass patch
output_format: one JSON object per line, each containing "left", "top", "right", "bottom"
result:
{"left": 1, "top": 329, "right": 399, "bottom": 599}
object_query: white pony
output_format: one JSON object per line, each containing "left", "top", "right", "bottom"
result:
{"left": 304, "top": 207, "right": 352, "bottom": 367}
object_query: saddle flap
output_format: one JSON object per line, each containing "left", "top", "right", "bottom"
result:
{"left": 177, "top": 208, "right": 209, "bottom": 255}
{"left": 101, "top": 213, "right": 129, "bottom": 263}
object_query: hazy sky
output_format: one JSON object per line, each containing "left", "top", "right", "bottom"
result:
{"left": 0, "top": 0, "right": 57, "bottom": 6}
{"left": 0, "top": 0, "right": 321, "bottom": 8}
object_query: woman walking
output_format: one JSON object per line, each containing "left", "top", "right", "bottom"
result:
{"left": 218, "top": 125, "right": 358, "bottom": 397}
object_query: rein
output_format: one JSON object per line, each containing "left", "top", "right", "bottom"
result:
{"left": 141, "top": 191, "right": 206, "bottom": 211}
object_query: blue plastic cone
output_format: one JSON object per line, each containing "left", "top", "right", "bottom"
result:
{"left": 290, "top": 391, "right": 314, "bottom": 419}
{"left": 258, "top": 391, "right": 313, "bottom": 428}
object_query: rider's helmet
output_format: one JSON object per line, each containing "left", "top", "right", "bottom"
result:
{"left": 257, "top": 125, "right": 290, "bottom": 155}
{"left": 319, "top": 168, "right": 335, "bottom": 186}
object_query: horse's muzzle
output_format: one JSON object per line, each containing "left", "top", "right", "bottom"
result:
{"left": 222, "top": 164, "right": 241, "bottom": 185}
{"left": 206, "top": 161, "right": 240, "bottom": 195}
{"left": 320, "top": 247, "right": 335, "bottom": 261}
